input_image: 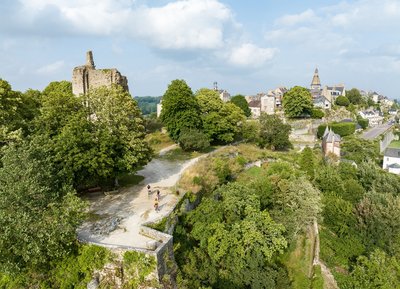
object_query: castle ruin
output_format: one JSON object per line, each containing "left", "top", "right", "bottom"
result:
{"left": 72, "top": 51, "right": 129, "bottom": 96}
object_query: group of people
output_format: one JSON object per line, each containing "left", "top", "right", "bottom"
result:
{"left": 147, "top": 184, "right": 161, "bottom": 212}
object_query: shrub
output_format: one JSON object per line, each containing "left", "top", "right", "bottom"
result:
{"left": 311, "top": 108, "right": 325, "bottom": 119}
{"left": 178, "top": 129, "right": 210, "bottom": 151}
{"left": 335, "top": 96, "right": 350, "bottom": 107}
{"left": 357, "top": 117, "right": 369, "bottom": 129}
{"left": 317, "top": 122, "right": 356, "bottom": 138}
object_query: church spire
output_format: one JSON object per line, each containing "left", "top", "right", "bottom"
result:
{"left": 310, "top": 67, "right": 321, "bottom": 89}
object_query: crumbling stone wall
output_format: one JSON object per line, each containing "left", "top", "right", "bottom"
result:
{"left": 72, "top": 51, "right": 129, "bottom": 96}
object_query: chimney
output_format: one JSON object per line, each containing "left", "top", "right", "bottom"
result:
{"left": 86, "top": 51, "right": 95, "bottom": 69}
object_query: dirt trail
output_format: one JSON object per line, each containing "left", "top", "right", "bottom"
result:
{"left": 77, "top": 145, "right": 202, "bottom": 249}
{"left": 313, "top": 220, "right": 339, "bottom": 289}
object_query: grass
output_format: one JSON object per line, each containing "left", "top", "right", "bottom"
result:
{"left": 388, "top": 140, "right": 400, "bottom": 148}
{"left": 145, "top": 131, "right": 174, "bottom": 154}
{"left": 159, "top": 147, "right": 203, "bottom": 161}
{"left": 147, "top": 217, "right": 168, "bottom": 232}
{"left": 281, "top": 228, "right": 316, "bottom": 289}
{"left": 311, "top": 265, "right": 324, "bottom": 289}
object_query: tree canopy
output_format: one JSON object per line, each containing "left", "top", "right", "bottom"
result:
{"left": 0, "top": 140, "right": 85, "bottom": 273}
{"left": 258, "top": 113, "right": 291, "bottom": 150}
{"left": 196, "top": 88, "right": 245, "bottom": 144}
{"left": 346, "top": 88, "right": 362, "bottom": 105}
{"left": 179, "top": 183, "right": 287, "bottom": 288}
{"left": 160, "top": 80, "right": 202, "bottom": 142}
{"left": 282, "top": 86, "right": 313, "bottom": 118}
{"left": 230, "top": 94, "right": 251, "bottom": 117}
{"left": 335, "top": 95, "right": 350, "bottom": 107}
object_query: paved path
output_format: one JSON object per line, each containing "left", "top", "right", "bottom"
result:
{"left": 362, "top": 123, "right": 392, "bottom": 140}
{"left": 77, "top": 145, "right": 201, "bottom": 249}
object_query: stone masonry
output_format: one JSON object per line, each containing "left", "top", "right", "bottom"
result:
{"left": 72, "top": 51, "right": 129, "bottom": 96}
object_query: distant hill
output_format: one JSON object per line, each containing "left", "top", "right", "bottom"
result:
{"left": 134, "top": 96, "right": 161, "bottom": 115}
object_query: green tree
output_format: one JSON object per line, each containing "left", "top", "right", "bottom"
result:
{"left": 341, "top": 137, "right": 380, "bottom": 164}
{"left": 357, "top": 116, "right": 369, "bottom": 129}
{"left": 335, "top": 95, "right": 350, "bottom": 106}
{"left": 230, "top": 94, "right": 251, "bottom": 117}
{"left": 0, "top": 80, "right": 40, "bottom": 146}
{"left": 79, "top": 85, "right": 152, "bottom": 186}
{"left": 299, "top": 146, "right": 315, "bottom": 179}
{"left": 178, "top": 128, "right": 210, "bottom": 151}
{"left": 311, "top": 108, "right": 324, "bottom": 119}
{"left": 348, "top": 250, "right": 400, "bottom": 289}
{"left": 0, "top": 140, "right": 85, "bottom": 273}
{"left": 241, "top": 120, "right": 260, "bottom": 143}
{"left": 356, "top": 193, "right": 400, "bottom": 253}
{"left": 160, "top": 80, "right": 202, "bottom": 142}
{"left": 346, "top": 88, "right": 362, "bottom": 105}
{"left": 196, "top": 89, "right": 245, "bottom": 144}
{"left": 36, "top": 81, "right": 81, "bottom": 136}
{"left": 258, "top": 113, "right": 291, "bottom": 150}
{"left": 269, "top": 176, "right": 321, "bottom": 239}
{"left": 282, "top": 86, "right": 313, "bottom": 118}
{"left": 181, "top": 183, "right": 287, "bottom": 288}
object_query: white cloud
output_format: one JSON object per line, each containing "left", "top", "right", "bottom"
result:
{"left": 17, "top": 0, "right": 236, "bottom": 50}
{"left": 36, "top": 60, "right": 65, "bottom": 74}
{"left": 130, "top": 0, "right": 234, "bottom": 50}
{"left": 227, "top": 43, "right": 278, "bottom": 68}
{"left": 275, "top": 9, "right": 319, "bottom": 26}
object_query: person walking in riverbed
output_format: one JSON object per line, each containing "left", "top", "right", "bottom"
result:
{"left": 156, "top": 190, "right": 160, "bottom": 201}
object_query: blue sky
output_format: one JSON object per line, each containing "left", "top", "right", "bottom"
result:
{"left": 1, "top": 0, "right": 400, "bottom": 98}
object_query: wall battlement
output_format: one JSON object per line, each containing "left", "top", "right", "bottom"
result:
{"left": 72, "top": 51, "right": 129, "bottom": 96}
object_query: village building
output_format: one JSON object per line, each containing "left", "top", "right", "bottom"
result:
{"left": 322, "top": 126, "right": 341, "bottom": 158}
{"left": 213, "top": 82, "right": 231, "bottom": 102}
{"left": 309, "top": 68, "right": 345, "bottom": 110}
{"left": 248, "top": 99, "right": 261, "bottom": 118}
{"left": 358, "top": 110, "right": 383, "bottom": 127}
{"left": 383, "top": 147, "right": 400, "bottom": 175}
{"left": 260, "top": 94, "right": 275, "bottom": 115}
{"left": 72, "top": 51, "right": 128, "bottom": 96}
{"left": 267, "top": 87, "right": 287, "bottom": 107}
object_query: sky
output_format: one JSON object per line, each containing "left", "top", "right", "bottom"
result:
{"left": 1, "top": 0, "right": 400, "bottom": 98}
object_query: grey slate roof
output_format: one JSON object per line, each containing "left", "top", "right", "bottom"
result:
{"left": 384, "top": 148, "right": 400, "bottom": 158}
{"left": 323, "top": 128, "right": 341, "bottom": 143}
{"left": 248, "top": 100, "right": 261, "bottom": 108}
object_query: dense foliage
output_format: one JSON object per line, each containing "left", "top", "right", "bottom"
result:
{"left": 160, "top": 79, "right": 202, "bottom": 142}
{"left": 346, "top": 88, "right": 363, "bottom": 105}
{"left": 317, "top": 122, "right": 356, "bottom": 138}
{"left": 258, "top": 113, "right": 291, "bottom": 150}
{"left": 230, "top": 94, "right": 251, "bottom": 117}
{"left": 175, "top": 150, "right": 322, "bottom": 288}
{"left": 311, "top": 108, "right": 324, "bottom": 119}
{"left": 0, "top": 141, "right": 85, "bottom": 274}
{"left": 282, "top": 86, "right": 313, "bottom": 118}
{"left": 196, "top": 88, "right": 245, "bottom": 144}
{"left": 178, "top": 128, "right": 210, "bottom": 151}
{"left": 335, "top": 95, "right": 350, "bottom": 107}
{"left": 0, "top": 79, "right": 153, "bottom": 286}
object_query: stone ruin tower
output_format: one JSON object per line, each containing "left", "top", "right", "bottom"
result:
{"left": 72, "top": 51, "right": 129, "bottom": 96}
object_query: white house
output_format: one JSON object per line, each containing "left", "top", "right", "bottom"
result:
{"left": 358, "top": 110, "right": 384, "bottom": 127}
{"left": 383, "top": 147, "right": 400, "bottom": 175}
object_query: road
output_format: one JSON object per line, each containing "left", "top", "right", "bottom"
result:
{"left": 361, "top": 123, "right": 393, "bottom": 140}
